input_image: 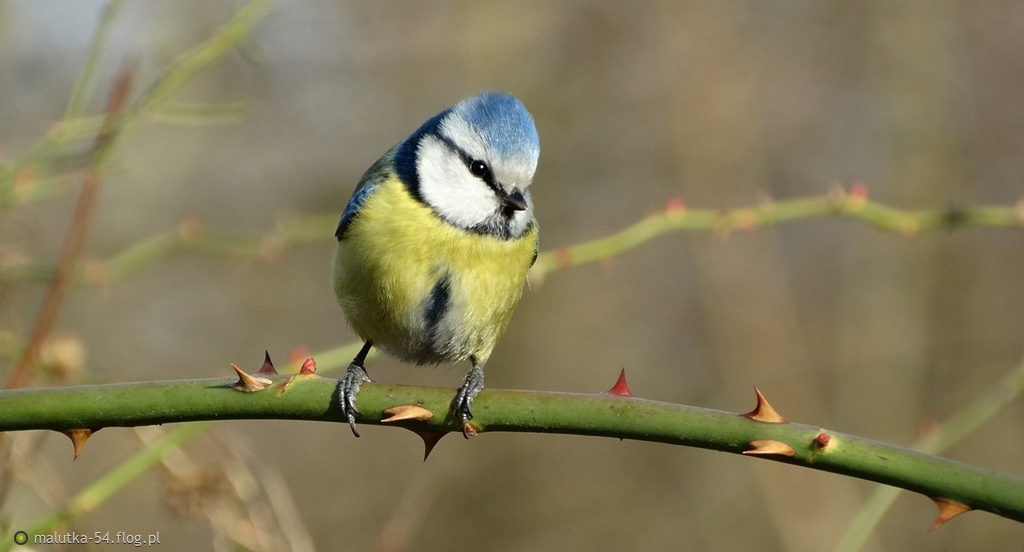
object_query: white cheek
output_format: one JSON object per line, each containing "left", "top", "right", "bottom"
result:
{"left": 416, "top": 137, "right": 498, "bottom": 228}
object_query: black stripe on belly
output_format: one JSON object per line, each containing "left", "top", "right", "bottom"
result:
{"left": 423, "top": 273, "right": 452, "bottom": 333}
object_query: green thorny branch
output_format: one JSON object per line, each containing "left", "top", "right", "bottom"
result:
{"left": 0, "top": 359, "right": 1023, "bottom": 531}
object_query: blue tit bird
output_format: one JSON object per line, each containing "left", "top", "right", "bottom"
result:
{"left": 332, "top": 91, "right": 540, "bottom": 437}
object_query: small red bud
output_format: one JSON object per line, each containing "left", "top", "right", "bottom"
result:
{"left": 666, "top": 196, "right": 686, "bottom": 215}
{"left": 849, "top": 182, "right": 869, "bottom": 200}
{"left": 554, "top": 247, "right": 574, "bottom": 268}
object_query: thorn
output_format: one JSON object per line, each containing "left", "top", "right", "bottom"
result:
{"left": 554, "top": 247, "right": 573, "bottom": 269}
{"left": 463, "top": 423, "right": 479, "bottom": 438}
{"left": 231, "top": 363, "right": 272, "bottom": 392}
{"left": 62, "top": 428, "right": 97, "bottom": 461}
{"left": 849, "top": 182, "right": 869, "bottom": 201}
{"left": 603, "top": 369, "right": 634, "bottom": 397}
{"left": 256, "top": 350, "right": 278, "bottom": 375}
{"left": 743, "top": 439, "right": 795, "bottom": 457}
{"left": 414, "top": 431, "right": 448, "bottom": 461}
{"left": 381, "top": 404, "right": 434, "bottom": 423}
{"left": 929, "top": 498, "right": 971, "bottom": 531}
{"left": 666, "top": 196, "right": 686, "bottom": 216}
{"left": 735, "top": 209, "right": 758, "bottom": 232}
{"left": 177, "top": 215, "right": 203, "bottom": 242}
{"left": 741, "top": 387, "right": 788, "bottom": 424}
{"left": 299, "top": 357, "right": 317, "bottom": 375}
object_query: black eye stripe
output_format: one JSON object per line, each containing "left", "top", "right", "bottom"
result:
{"left": 433, "top": 132, "right": 498, "bottom": 189}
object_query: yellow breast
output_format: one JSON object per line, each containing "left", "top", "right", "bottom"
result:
{"left": 333, "top": 176, "right": 537, "bottom": 365}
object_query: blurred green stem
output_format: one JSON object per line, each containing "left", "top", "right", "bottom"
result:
{"left": 0, "top": 423, "right": 208, "bottom": 552}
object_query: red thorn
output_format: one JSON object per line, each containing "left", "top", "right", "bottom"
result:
{"left": 256, "top": 350, "right": 278, "bottom": 375}
{"left": 554, "top": 247, "right": 573, "bottom": 268}
{"left": 666, "top": 196, "right": 686, "bottom": 215}
{"left": 299, "top": 357, "right": 317, "bottom": 375}
{"left": 929, "top": 498, "right": 971, "bottom": 531}
{"left": 847, "top": 182, "right": 869, "bottom": 212}
{"left": 604, "top": 369, "right": 634, "bottom": 397}
{"left": 849, "top": 182, "right": 869, "bottom": 200}
{"left": 462, "top": 423, "right": 479, "bottom": 438}
{"left": 741, "top": 387, "right": 787, "bottom": 424}
{"left": 62, "top": 428, "right": 97, "bottom": 461}
{"left": 414, "top": 431, "right": 448, "bottom": 461}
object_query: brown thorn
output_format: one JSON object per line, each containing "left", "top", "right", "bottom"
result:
{"left": 929, "top": 498, "right": 971, "bottom": 531}
{"left": 414, "top": 431, "right": 448, "bottom": 461}
{"left": 741, "top": 387, "right": 788, "bottom": 423}
{"left": 603, "top": 368, "right": 634, "bottom": 397}
{"left": 256, "top": 350, "right": 278, "bottom": 375}
{"left": 62, "top": 428, "right": 97, "bottom": 461}
{"left": 231, "top": 363, "right": 272, "bottom": 392}
{"left": 743, "top": 439, "right": 796, "bottom": 457}
{"left": 382, "top": 404, "right": 435, "bottom": 423}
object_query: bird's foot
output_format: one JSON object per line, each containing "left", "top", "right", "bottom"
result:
{"left": 452, "top": 365, "right": 484, "bottom": 438}
{"left": 339, "top": 362, "right": 372, "bottom": 437}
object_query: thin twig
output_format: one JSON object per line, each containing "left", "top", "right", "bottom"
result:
{"left": 5, "top": 67, "right": 133, "bottom": 390}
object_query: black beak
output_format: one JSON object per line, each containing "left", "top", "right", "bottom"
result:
{"left": 501, "top": 188, "right": 528, "bottom": 211}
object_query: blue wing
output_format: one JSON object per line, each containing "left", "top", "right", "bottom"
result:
{"left": 335, "top": 147, "right": 396, "bottom": 240}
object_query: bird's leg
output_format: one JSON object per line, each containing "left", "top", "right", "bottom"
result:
{"left": 452, "top": 360, "right": 485, "bottom": 438}
{"left": 339, "top": 341, "right": 373, "bottom": 437}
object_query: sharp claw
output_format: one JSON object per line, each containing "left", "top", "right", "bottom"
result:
{"left": 340, "top": 363, "right": 372, "bottom": 438}
{"left": 453, "top": 365, "right": 484, "bottom": 438}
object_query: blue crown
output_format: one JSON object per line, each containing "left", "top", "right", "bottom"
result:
{"left": 450, "top": 91, "right": 540, "bottom": 165}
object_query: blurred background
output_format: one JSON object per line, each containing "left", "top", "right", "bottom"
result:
{"left": 2, "top": 1, "right": 1024, "bottom": 550}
